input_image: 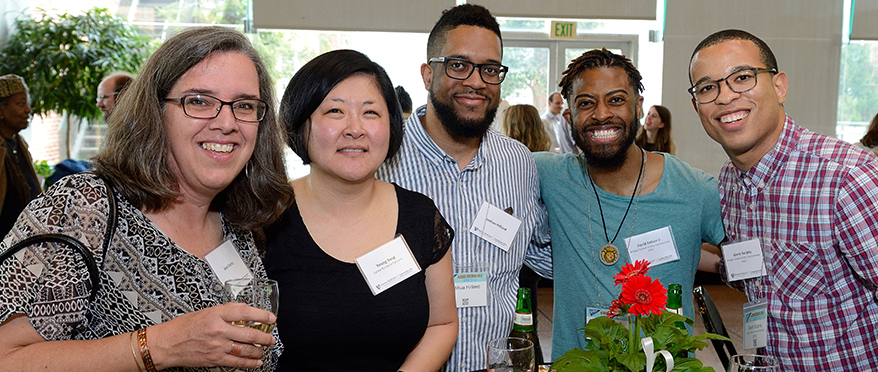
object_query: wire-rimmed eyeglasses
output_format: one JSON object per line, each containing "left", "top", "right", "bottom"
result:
{"left": 96, "top": 92, "right": 119, "bottom": 103}
{"left": 688, "top": 67, "right": 777, "bottom": 104}
{"left": 428, "top": 57, "right": 509, "bottom": 85}
{"left": 163, "top": 94, "right": 267, "bottom": 123}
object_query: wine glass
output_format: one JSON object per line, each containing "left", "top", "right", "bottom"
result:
{"left": 224, "top": 278, "right": 279, "bottom": 333}
{"left": 728, "top": 354, "right": 779, "bottom": 372}
{"left": 487, "top": 337, "right": 535, "bottom": 372}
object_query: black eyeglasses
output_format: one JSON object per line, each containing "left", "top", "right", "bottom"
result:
{"left": 96, "top": 92, "right": 119, "bottom": 103}
{"left": 163, "top": 94, "right": 267, "bottom": 123}
{"left": 429, "top": 57, "right": 509, "bottom": 85}
{"left": 688, "top": 67, "right": 777, "bottom": 104}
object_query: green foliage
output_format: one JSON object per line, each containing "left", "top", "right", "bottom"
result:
{"left": 552, "top": 312, "right": 730, "bottom": 372}
{"left": 838, "top": 42, "right": 878, "bottom": 123}
{"left": 0, "top": 8, "right": 149, "bottom": 120}
{"left": 32, "top": 160, "right": 53, "bottom": 179}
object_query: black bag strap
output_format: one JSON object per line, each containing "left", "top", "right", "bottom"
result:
{"left": 0, "top": 175, "right": 118, "bottom": 303}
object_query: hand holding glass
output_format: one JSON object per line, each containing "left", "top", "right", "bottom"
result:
{"left": 728, "top": 354, "right": 779, "bottom": 372}
{"left": 224, "top": 278, "right": 279, "bottom": 333}
{"left": 487, "top": 337, "right": 534, "bottom": 372}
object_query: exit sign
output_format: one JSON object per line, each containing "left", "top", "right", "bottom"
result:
{"left": 550, "top": 21, "right": 577, "bottom": 40}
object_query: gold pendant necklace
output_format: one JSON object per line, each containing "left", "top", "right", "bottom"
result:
{"left": 587, "top": 148, "right": 645, "bottom": 266}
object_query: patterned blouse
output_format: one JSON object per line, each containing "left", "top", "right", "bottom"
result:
{"left": 0, "top": 173, "right": 280, "bottom": 371}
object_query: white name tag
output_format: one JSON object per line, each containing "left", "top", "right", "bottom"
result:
{"left": 453, "top": 271, "right": 488, "bottom": 308}
{"left": 721, "top": 239, "right": 767, "bottom": 281}
{"left": 624, "top": 226, "right": 679, "bottom": 267}
{"left": 743, "top": 299, "right": 768, "bottom": 350}
{"left": 355, "top": 236, "right": 421, "bottom": 296}
{"left": 205, "top": 240, "right": 253, "bottom": 284}
{"left": 469, "top": 202, "right": 522, "bottom": 252}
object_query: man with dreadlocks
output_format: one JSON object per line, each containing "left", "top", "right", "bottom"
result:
{"left": 533, "top": 48, "right": 725, "bottom": 358}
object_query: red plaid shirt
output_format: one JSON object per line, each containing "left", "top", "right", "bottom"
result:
{"left": 719, "top": 116, "right": 878, "bottom": 371}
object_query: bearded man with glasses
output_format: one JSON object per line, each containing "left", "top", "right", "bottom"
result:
{"left": 377, "top": 4, "right": 553, "bottom": 371}
{"left": 690, "top": 29, "right": 878, "bottom": 371}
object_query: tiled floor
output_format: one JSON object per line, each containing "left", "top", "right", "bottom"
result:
{"left": 534, "top": 282, "right": 748, "bottom": 371}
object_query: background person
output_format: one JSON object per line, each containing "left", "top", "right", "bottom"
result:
{"left": 0, "top": 74, "right": 39, "bottom": 239}
{"left": 503, "top": 104, "right": 552, "bottom": 152}
{"left": 396, "top": 85, "right": 414, "bottom": 121}
{"left": 0, "top": 26, "right": 294, "bottom": 372}
{"left": 854, "top": 111, "right": 878, "bottom": 155}
{"left": 689, "top": 29, "right": 878, "bottom": 370}
{"left": 96, "top": 71, "right": 135, "bottom": 122}
{"left": 635, "top": 104, "right": 676, "bottom": 155}
{"left": 264, "top": 49, "right": 458, "bottom": 372}
{"left": 540, "top": 92, "right": 562, "bottom": 152}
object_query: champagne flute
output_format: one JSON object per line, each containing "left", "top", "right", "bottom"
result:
{"left": 728, "top": 354, "right": 779, "bottom": 372}
{"left": 487, "top": 337, "right": 535, "bottom": 372}
{"left": 224, "top": 278, "right": 279, "bottom": 333}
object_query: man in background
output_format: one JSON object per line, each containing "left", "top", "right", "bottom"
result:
{"left": 540, "top": 92, "right": 562, "bottom": 152}
{"left": 690, "top": 29, "right": 878, "bottom": 370}
{"left": 377, "top": 4, "right": 552, "bottom": 371}
{"left": 96, "top": 71, "right": 133, "bottom": 121}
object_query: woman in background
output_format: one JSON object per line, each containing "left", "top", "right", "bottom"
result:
{"left": 855, "top": 112, "right": 878, "bottom": 154}
{"left": 0, "top": 74, "right": 40, "bottom": 238}
{"left": 503, "top": 104, "right": 553, "bottom": 152}
{"left": 264, "top": 49, "right": 457, "bottom": 372}
{"left": 636, "top": 104, "right": 676, "bottom": 155}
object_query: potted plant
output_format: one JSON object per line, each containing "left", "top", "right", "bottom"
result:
{"left": 552, "top": 260, "right": 731, "bottom": 372}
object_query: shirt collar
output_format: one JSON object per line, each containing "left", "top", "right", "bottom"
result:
{"left": 738, "top": 115, "right": 796, "bottom": 186}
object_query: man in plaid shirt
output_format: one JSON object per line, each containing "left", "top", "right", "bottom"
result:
{"left": 689, "top": 29, "right": 878, "bottom": 370}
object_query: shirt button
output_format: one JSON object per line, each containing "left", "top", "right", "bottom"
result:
{"left": 749, "top": 203, "right": 756, "bottom": 210}
{"left": 758, "top": 182, "right": 765, "bottom": 188}
{"left": 460, "top": 316, "right": 467, "bottom": 323}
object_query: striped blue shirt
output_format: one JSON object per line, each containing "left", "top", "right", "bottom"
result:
{"left": 377, "top": 105, "right": 553, "bottom": 372}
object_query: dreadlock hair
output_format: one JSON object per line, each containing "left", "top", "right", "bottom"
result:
{"left": 559, "top": 48, "right": 643, "bottom": 103}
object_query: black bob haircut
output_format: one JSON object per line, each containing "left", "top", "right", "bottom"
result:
{"left": 280, "top": 49, "right": 404, "bottom": 165}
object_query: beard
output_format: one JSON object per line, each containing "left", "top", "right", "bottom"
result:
{"left": 429, "top": 89, "right": 497, "bottom": 139}
{"left": 573, "top": 116, "right": 638, "bottom": 169}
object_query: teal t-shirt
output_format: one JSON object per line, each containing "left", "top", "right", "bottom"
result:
{"left": 534, "top": 151, "right": 725, "bottom": 360}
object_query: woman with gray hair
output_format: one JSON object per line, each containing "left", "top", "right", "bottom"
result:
{"left": 0, "top": 26, "right": 293, "bottom": 371}
{"left": 0, "top": 74, "right": 39, "bottom": 238}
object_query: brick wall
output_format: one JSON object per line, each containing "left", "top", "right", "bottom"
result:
{"left": 27, "top": 113, "right": 61, "bottom": 164}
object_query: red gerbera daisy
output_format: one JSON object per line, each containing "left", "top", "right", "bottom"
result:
{"left": 613, "top": 259, "right": 651, "bottom": 286}
{"left": 620, "top": 274, "right": 667, "bottom": 316}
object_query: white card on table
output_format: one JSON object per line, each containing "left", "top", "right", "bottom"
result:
{"left": 356, "top": 236, "right": 421, "bottom": 296}
{"left": 624, "top": 226, "right": 679, "bottom": 267}
{"left": 205, "top": 239, "right": 253, "bottom": 284}
{"left": 721, "top": 239, "right": 767, "bottom": 281}
{"left": 469, "top": 202, "right": 522, "bottom": 252}
{"left": 453, "top": 271, "right": 488, "bottom": 308}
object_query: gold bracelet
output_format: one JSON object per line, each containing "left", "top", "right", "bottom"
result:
{"left": 137, "top": 328, "right": 157, "bottom": 372}
{"left": 129, "top": 332, "right": 145, "bottom": 372}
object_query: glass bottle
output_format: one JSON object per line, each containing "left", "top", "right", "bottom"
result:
{"left": 666, "top": 283, "right": 686, "bottom": 329}
{"left": 510, "top": 287, "right": 544, "bottom": 366}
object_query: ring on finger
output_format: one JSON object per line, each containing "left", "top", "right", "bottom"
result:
{"left": 229, "top": 341, "right": 244, "bottom": 357}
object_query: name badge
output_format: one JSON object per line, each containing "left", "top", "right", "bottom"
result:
{"left": 743, "top": 299, "right": 768, "bottom": 350}
{"left": 453, "top": 271, "right": 488, "bottom": 308}
{"left": 721, "top": 239, "right": 766, "bottom": 281}
{"left": 469, "top": 202, "right": 522, "bottom": 252}
{"left": 624, "top": 226, "right": 679, "bottom": 267}
{"left": 205, "top": 239, "right": 253, "bottom": 284}
{"left": 355, "top": 236, "right": 421, "bottom": 296}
